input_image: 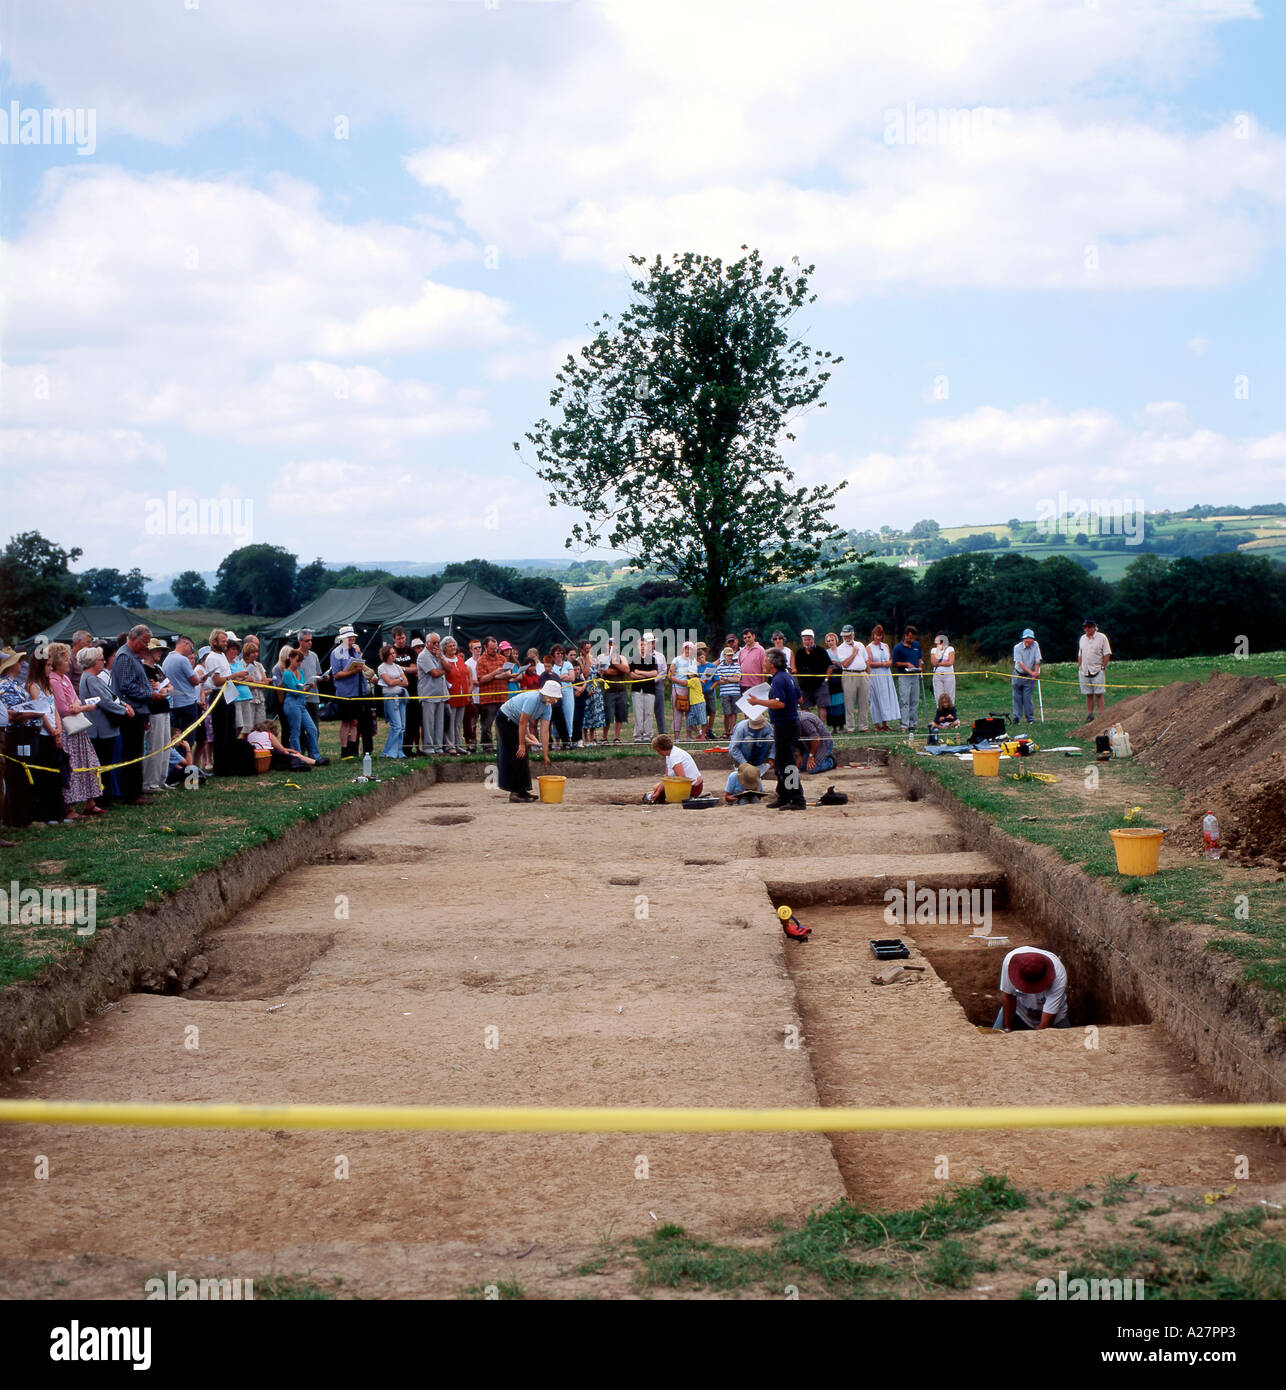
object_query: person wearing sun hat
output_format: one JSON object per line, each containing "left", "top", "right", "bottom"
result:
{"left": 330, "top": 623, "right": 365, "bottom": 759}
{"left": 1078, "top": 618, "right": 1112, "bottom": 722}
{"left": 994, "top": 946, "right": 1069, "bottom": 1030}
{"left": 1011, "top": 627, "right": 1042, "bottom": 725}
{"left": 495, "top": 679, "right": 561, "bottom": 802}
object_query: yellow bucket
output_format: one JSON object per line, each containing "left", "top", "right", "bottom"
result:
{"left": 662, "top": 775, "right": 693, "bottom": 803}
{"left": 1109, "top": 827, "right": 1164, "bottom": 876}
{"left": 536, "top": 775, "right": 566, "bottom": 804}
{"left": 972, "top": 748, "right": 1001, "bottom": 777}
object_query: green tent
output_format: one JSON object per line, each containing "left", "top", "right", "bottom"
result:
{"left": 382, "top": 581, "right": 545, "bottom": 653}
{"left": 23, "top": 605, "right": 185, "bottom": 650}
{"left": 257, "top": 584, "right": 413, "bottom": 672}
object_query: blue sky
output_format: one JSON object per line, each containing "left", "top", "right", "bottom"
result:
{"left": 2, "top": 0, "right": 1284, "bottom": 582}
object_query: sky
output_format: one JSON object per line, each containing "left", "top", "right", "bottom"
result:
{"left": 1, "top": 0, "right": 1284, "bottom": 581}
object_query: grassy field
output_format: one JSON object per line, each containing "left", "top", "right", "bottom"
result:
{"left": 146, "top": 609, "right": 280, "bottom": 643}
{"left": 888, "top": 651, "right": 1286, "bottom": 1011}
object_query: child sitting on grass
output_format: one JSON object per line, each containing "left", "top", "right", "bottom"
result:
{"left": 931, "top": 693, "right": 960, "bottom": 729}
{"left": 251, "top": 719, "right": 318, "bottom": 770}
{"left": 643, "top": 734, "right": 704, "bottom": 803}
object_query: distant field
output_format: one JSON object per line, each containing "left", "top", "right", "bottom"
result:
{"left": 148, "top": 609, "right": 281, "bottom": 643}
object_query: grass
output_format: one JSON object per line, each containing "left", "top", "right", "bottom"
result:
{"left": 0, "top": 722, "right": 427, "bottom": 990}
{"left": 146, "top": 609, "right": 279, "bottom": 644}
{"left": 888, "top": 651, "right": 1286, "bottom": 1011}
{"left": 254, "top": 1273, "right": 343, "bottom": 1300}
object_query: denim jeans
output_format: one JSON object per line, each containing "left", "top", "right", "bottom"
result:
{"left": 1012, "top": 678, "right": 1036, "bottom": 722}
{"left": 283, "top": 699, "right": 320, "bottom": 758}
{"left": 382, "top": 693, "right": 406, "bottom": 757}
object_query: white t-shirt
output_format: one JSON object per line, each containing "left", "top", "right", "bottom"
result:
{"left": 932, "top": 644, "right": 955, "bottom": 668}
{"left": 665, "top": 746, "right": 701, "bottom": 782}
{"left": 247, "top": 730, "right": 272, "bottom": 751}
{"left": 836, "top": 641, "right": 867, "bottom": 673}
{"left": 202, "top": 650, "right": 231, "bottom": 694}
{"left": 999, "top": 947, "right": 1068, "bottom": 1028}
{"left": 465, "top": 655, "right": 479, "bottom": 704}
{"left": 377, "top": 661, "right": 404, "bottom": 695}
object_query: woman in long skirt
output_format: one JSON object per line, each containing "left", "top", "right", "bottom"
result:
{"left": 865, "top": 625, "right": 899, "bottom": 733}
{"left": 581, "top": 657, "right": 606, "bottom": 745}
{"left": 48, "top": 643, "right": 105, "bottom": 818}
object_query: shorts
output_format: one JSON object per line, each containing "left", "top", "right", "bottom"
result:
{"left": 686, "top": 701, "right": 707, "bottom": 728}
{"left": 603, "top": 688, "right": 629, "bottom": 724}
{"left": 1079, "top": 670, "right": 1106, "bottom": 695}
{"left": 720, "top": 693, "right": 740, "bottom": 717}
{"left": 234, "top": 700, "right": 256, "bottom": 733}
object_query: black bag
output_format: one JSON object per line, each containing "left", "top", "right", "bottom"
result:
{"left": 969, "top": 716, "right": 1006, "bottom": 744}
{"left": 818, "top": 786, "right": 848, "bottom": 805}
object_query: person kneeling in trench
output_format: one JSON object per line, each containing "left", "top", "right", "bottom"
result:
{"left": 995, "top": 948, "right": 1070, "bottom": 1031}
{"left": 643, "top": 734, "right": 703, "bottom": 803}
{"left": 496, "top": 680, "right": 560, "bottom": 803}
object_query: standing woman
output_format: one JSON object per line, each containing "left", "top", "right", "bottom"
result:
{"left": 931, "top": 632, "right": 956, "bottom": 705}
{"left": 24, "top": 648, "right": 66, "bottom": 823}
{"left": 242, "top": 636, "right": 268, "bottom": 732}
{"left": 441, "top": 637, "right": 471, "bottom": 755}
{"left": 78, "top": 646, "right": 131, "bottom": 807}
{"left": 202, "top": 630, "right": 235, "bottom": 775}
{"left": 865, "top": 625, "right": 899, "bottom": 734}
{"left": 48, "top": 642, "right": 104, "bottom": 818}
{"left": 280, "top": 646, "right": 326, "bottom": 762}
{"left": 376, "top": 643, "right": 408, "bottom": 758}
{"left": 580, "top": 643, "right": 606, "bottom": 746}
{"left": 2, "top": 648, "right": 45, "bottom": 829}
{"left": 548, "top": 644, "right": 575, "bottom": 749}
{"left": 822, "top": 632, "right": 847, "bottom": 733}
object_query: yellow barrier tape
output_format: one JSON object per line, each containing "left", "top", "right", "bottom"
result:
{"left": 1, "top": 686, "right": 225, "bottom": 776}
{"left": 0, "top": 1101, "right": 1283, "bottom": 1133}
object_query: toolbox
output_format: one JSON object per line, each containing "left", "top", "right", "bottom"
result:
{"left": 869, "top": 938, "right": 911, "bottom": 960}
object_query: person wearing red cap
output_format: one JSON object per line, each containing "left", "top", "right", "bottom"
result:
{"left": 995, "top": 947, "right": 1069, "bottom": 1031}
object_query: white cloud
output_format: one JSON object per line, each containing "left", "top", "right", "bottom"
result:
{"left": 807, "top": 400, "right": 1286, "bottom": 532}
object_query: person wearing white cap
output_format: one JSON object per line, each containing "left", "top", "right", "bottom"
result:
{"left": 1011, "top": 628, "right": 1041, "bottom": 725}
{"left": 330, "top": 624, "right": 365, "bottom": 759}
{"left": 835, "top": 624, "right": 869, "bottom": 733}
{"left": 794, "top": 628, "right": 829, "bottom": 712}
{"left": 724, "top": 709, "right": 774, "bottom": 803}
{"left": 495, "top": 680, "right": 561, "bottom": 802}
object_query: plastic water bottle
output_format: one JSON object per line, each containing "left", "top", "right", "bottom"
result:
{"left": 1202, "top": 813, "right": 1221, "bottom": 860}
{"left": 362, "top": 753, "right": 372, "bottom": 779}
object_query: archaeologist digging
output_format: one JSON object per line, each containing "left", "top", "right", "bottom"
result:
{"left": 994, "top": 947, "right": 1070, "bottom": 1030}
{"left": 643, "top": 734, "right": 704, "bottom": 803}
{"left": 496, "top": 680, "right": 561, "bottom": 802}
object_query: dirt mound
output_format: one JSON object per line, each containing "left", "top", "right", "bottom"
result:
{"left": 1088, "top": 673, "right": 1286, "bottom": 865}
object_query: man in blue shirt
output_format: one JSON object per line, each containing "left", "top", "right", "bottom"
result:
{"left": 330, "top": 624, "right": 365, "bottom": 760}
{"left": 891, "top": 625, "right": 923, "bottom": 732}
{"left": 496, "top": 681, "right": 560, "bottom": 801}
{"left": 724, "top": 710, "right": 774, "bottom": 803}
{"left": 747, "top": 649, "right": 805, "bottom": 809}
{"left": 1011, "top": 628, "right": 1042, "bottom": 724}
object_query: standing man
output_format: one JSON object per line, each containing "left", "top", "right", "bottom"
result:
{"left": 495, "top": 680, "right": 560, "bottom": 802}
{"left": 891, "top": 624, "right": 923, "bottom": 733}
{"left": 417, "top": 632, "right": 449, "bottom": 756}
{"left": 747, "top": 648, "right": 805, "bottom": 810}
{"left": 162, "top": 636, "right": 203, "bottom": 740}
{"left": 629, "top": 633, "right": 664, "bottom": 743}
{"left": 474, "top": 635, "right": 509, "bottom": 749}
{"left": 295, "top": 630, "right": 322, "bottom": 729}
{"left": 330, "top": 625, "right": 365, "bottom": 760}
{"left": 836, "top": 623, "right": 869, "bottom": 733}
{"left": 390, "top": 626, "right": 422, "bottom": 757}
{"left": 715, "top": 646, "right": 742, "bottom": 738}
{"left": 463, "top": 637, "right": 482, "bottom": 752}
{"left": 738, "top": 627, "right": 766, "bottom": 696}
{"left": 794, "top": 628, "right": 830, "bottom": 711}
{"left": 1078, "top": 618, "right": 1112, "bottom": 722}
{"left": 1011, "top": 628, "right": 1042, "bottom": 725}
{"left": 600, "top": 642, "right": 631, "bottom": 744}
{"left": 112, "top": 624, "right": 157, "bottom": 805}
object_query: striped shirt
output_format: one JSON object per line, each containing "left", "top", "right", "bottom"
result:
{"left": 716, "top": 660, "right": 741, "bottom": 697}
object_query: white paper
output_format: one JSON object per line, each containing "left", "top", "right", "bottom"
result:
{"left": 735, "top": 682, "right": 770, "bottom": 720}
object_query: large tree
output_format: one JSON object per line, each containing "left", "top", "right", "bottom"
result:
{"left": 170, "top": 570, "right": 210, "bottom": 608}
{"left": 212, "top": 543, "right": 298, "bottom": 616}
{"left": 523, "top": 248, "right": 847, "bottom": 645}
{"left": 0, "top": 531, "right": 85, "bottom": 640}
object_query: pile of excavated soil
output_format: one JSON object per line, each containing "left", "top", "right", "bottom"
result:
{"left": 1089, "top": 673, "right": 1286, "bottom": 866}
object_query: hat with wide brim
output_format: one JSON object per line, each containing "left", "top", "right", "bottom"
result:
{"left": 1008, "top": 950, "right": 1055, "bottom": 993}
{"left": 738, "top": 763, "right": 763, "bottom": 793}
{"left": 0, "top": 647, "right": 25, "bottom": 675}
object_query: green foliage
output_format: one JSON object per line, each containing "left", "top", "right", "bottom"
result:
{"left": 525, "top": 247, "right": 847, "bottom": 643}
{"left": 293, "top": 557, "right": 332, "bottom": 608}
{"left": 0, "top": 530, "right": 85, "bottom": 641}
{"left": 212, "top": 543, "right": 298, "bottom": 615}
{"left": 169, "top": 570, "right": 210, "bottom": 608}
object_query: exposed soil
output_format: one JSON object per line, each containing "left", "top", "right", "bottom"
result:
{"left": 1, "top": 759, "right": 1284, "bottom": 1299}
{"left": 1089, "top": 673, "right": 1286, "bottom": 865}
